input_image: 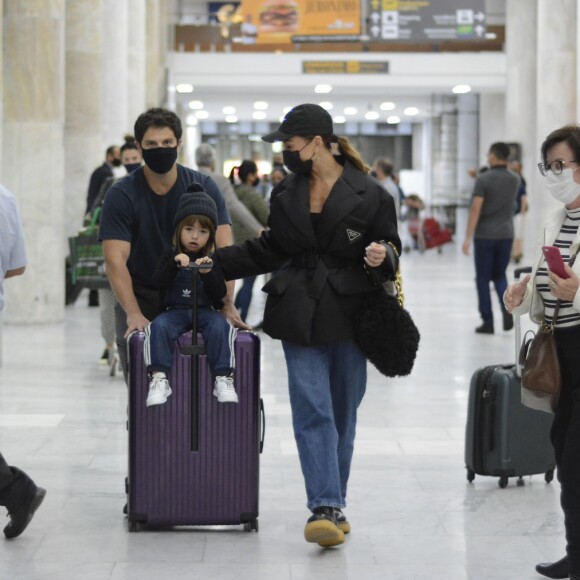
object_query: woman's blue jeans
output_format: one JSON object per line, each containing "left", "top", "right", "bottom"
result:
{"left": 282, "top": 340, "right": 367, "bottom": 511}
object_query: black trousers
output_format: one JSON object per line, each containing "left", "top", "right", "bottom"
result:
{"left": 551, "top": 325, "right": 580, "bottom": 574}
{"left": 0, "top": 452, "right": 36, "bottom": 512}
{"left": 115, "top": 285, "right": 162, "bottom": 384}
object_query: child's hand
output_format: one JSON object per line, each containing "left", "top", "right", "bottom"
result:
{"left": 195, "top": 256, "right": 213, "bottom": 274}
{"left": 175, "top": 253, "right": 190, "bottom": 267}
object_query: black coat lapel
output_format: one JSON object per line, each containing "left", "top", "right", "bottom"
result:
{"left": 274, "top": 174, "right": 317, "bottom": 246}
{"left": 316, "top": 163, "right": 365, "bottom": 242}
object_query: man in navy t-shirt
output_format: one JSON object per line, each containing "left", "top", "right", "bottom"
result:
{"left": 100, "top": 107, "right": 248, "bottom": 379}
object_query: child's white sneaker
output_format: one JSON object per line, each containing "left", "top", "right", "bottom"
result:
{"left": 213, "top": 376, "right": 238, "bottom": 403}
{"left": 147, "top": 374, "right": 172, "bottom": 407}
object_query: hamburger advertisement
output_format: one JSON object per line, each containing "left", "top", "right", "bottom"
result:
{"left": 242, "top": 0, "right": 360, "bottom": 42}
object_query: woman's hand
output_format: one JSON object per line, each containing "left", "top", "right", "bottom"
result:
{"left": 175, "top": 253, "right": 190, "bottom": 267}
{"left": 364, "top": 242, "right": 387, "bottom": 268}
{"left": 195, "top": 256, "right": 213, "bottom": 275}
{"left": 504, "top": 274, "right": 530, "bottom": 312}
{"left": 548, "top": 265, "right": 580, "bottom": 301}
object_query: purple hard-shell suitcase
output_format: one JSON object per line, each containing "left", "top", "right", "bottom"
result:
{"left": 127, "top": 330, "right": 263, "bottom": 531}
{"left": 126, "top": 263, "right": 264, "bottom": 532}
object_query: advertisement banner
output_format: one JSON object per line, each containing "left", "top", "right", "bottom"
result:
{"left": 241, "top": 0, "right": 361, "bottom": 43}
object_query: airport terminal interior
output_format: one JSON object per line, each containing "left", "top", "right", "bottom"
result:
{"left": 2, "top": 0, "right": 580, "bottom": 578}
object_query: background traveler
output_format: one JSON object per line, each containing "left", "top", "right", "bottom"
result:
{"left": 229, "top": 160, "right": 269, "bottom": 323}
{"left": 195, "top": 143, "right": 264, "bottom": 240}
{"left": 462, "top": 141, "right": 520, "bottom": 334}
{"left": 0, "top": 183, "right": 46, "bottom": 539}
{"left": 505, "top": 124, "right": 580, "bottom": 580}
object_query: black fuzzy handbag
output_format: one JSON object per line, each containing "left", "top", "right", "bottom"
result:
{"left": 354, "top": 265, "right": 420, "bottom": 377}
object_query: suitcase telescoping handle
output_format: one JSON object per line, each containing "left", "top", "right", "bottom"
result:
{"left": 177, "top": 262, "right": 212, "bottom": 452}
{"left": 513, "top": 266, "right": 532, "bottom": 377}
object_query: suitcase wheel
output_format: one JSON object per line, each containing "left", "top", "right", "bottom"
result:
{"left": 498, "top": 476, "right": 509, "bottom": 489}
{"left": 517, "top": 476, "right": 525, "bottom": 487}
{"left": 244, "top": 519, "right": 259, "bottom": 533}
{"left": 545, "top": 469, "right": 554, "bottom": 484}
{"left": 466, "top": 468, "right": 475, "bottom": 483}
{"left": 128, "top": 518, "right": 141, "bottom": 532}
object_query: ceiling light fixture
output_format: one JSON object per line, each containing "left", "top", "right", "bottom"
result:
{"left": 176, "top": 83, "right": 194, "bottom": 93}
{"left": 404, "top": 107, "right": 419, "bottom": 116}
{"left": 225, "top": 115, "right": 238, "bottom": 123}
{"left": 344, "top": 107, "right": 357, "bottom": 115}
{"left": 387, "top": 115, "right": 400, "bottom": 124}
{"left": 365, "top": 111, "right": 379, "bottom": 120}
{"left": 195, "top": 110, "right": 209, "bottom": 119}
{"left": 334, "top": 116, "right": 346, "bottom": 124}
{"left": 380, "top": 101, "right": 396, "bottom": 111}
{"left": 452, "top": 84, "right": 472, "bottom": 94}
{"left": 222, "top": 106, "right": 236, "bottom": 115}
{"left": 319, "top": 101, "right": 333, "bottom": 110}
{"left": 314, "top": 84, "right": 333, "bottom": 94}
{"left": 188, "top": 100, "right": 204, "bottom": 110}
{"left": 254, "top": 101, "right": 268, "bottom": 110}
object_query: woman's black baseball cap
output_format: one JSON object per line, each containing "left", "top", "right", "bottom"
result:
{"left": 262, "top": 103, "right": 334, "bottom": 143}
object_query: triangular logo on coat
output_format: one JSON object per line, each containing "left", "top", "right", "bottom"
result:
{"left": 346, "top": 228, "right": 362, "bottom": 242}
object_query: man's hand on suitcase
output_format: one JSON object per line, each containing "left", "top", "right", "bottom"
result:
{"left": 504, "top": 274, "right": 531, "bottom": 312}
{"left": 194, "top": 256, "right": 213, "bottom": 274}
{"left": 124, "top": 312, "right": 150, "bottom": 338}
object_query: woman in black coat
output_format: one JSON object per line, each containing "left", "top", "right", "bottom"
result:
{"left": 216, "top": 104, "right": 400, "bottom": 548}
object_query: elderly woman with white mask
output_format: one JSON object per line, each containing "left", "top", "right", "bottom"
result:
{"left": 504, "top": 124, "right": 580, "bottom": 580}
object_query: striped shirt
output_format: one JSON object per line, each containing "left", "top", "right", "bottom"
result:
{"left": 535, "top": 207, "right": 580, "bottom": 327}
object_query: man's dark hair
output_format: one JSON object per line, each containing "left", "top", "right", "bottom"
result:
{"left": 541, "top": 124, "right": 580, "bottom": 165}
{"left": 134, "top": 108, "right": 183, "bottom": 143}
{"left": 105, "top": 145, "right": 118, "bottom": 157}
{"left": 488, "top": 142, "right": 510, "bottom": 161}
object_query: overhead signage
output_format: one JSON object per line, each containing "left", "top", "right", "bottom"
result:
{"left": 303, "top": 61, "right": 389, "bottom": 74}
{"left": 367, "top": 0, "right": 486, "bottom": 42}
{"left": 241, "top": 0, "right": 361, "bottom": 43}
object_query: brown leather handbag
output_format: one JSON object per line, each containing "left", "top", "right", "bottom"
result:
{"left": 518, "top": 247, "right": 579, "bottom": 395}
{"left": 519, "top": 320, "right": 560, "bottom": 395}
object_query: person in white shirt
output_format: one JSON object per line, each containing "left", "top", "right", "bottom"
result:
{"left": 0, "top": 183, "right": 46, "bottom": 539}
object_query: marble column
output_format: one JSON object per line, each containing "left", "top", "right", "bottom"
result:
{"left": 65, "top": 0, "right": 103, "bottom": 236}
{"left": 3, "top": 0, "right": 66, "bottom": 323}
{"left": 505, "top": 0, "right": 537, "bottom": 175}
{"left": 536, "top": 0, "right": 576, "bottom": 149}
{"left": 479, "top": 93, "right": 506, "bottom": 164}
{"left": 534, "top": 0, "right": 577, "bottom": 221}
{"left": 145, "top": 0, "right": 168, "bottom": 108}
{"left": 127, "top": 0, "right": 147, "bottom": 128}
{"left": 456, "top": 94, "right": 479, "bottom": 202}
{"left": 430, "top": 95, "right": 458, "bottom": 205}
{"left": 101, "top": 0, "right": 129, "bottom": 148}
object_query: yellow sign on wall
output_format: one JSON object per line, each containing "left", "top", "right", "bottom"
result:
{"left": 303, "top": 61, "right": 389, "bottom": 73}
{"left": 241, "top": 0, "right": 361, "bottom": 43}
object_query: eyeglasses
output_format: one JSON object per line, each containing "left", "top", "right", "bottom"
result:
{"left": 538, "top": 159, "right": 578, "bottom": 176}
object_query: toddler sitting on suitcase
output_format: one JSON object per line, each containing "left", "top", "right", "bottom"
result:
{"left": 143, "top": 184, "right": 238, "bottom": 407}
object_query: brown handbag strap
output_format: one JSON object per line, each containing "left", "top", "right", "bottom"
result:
{"left": 552, "top": 246, "right": 580, "bottom": 323}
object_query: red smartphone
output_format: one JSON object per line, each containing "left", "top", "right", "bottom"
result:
{"left": 542, "top": 246, "right": 570, "bottom": 279}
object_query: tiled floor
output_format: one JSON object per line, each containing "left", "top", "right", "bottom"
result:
{"left": 0, "top": 245, "right": 563, "bottom": 579}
